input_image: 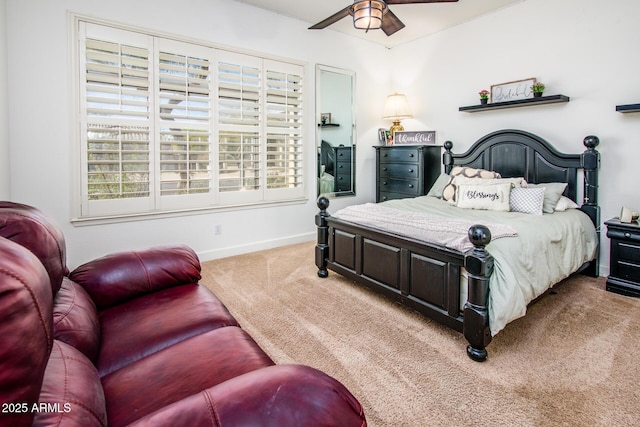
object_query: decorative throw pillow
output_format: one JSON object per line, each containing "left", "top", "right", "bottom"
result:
{"left": 442, "top": 166, "right": 501, "bottom": 202}
{"left": 510, "top": 187, "right": 545, "bottom": 215}
{"left": 555, "top": 196, "right": 579, "bottom": 211}
{"left": 426, "top": 173, "right": 451, "bottom": 198}
{"left": 455, "top": 183, "right": 512, "bottom": 211}
{"left": 453, "top": 176, "right": 527, "bottom": 188}
{"left": 528, "top": 182, "right": 568, "bottom": 213}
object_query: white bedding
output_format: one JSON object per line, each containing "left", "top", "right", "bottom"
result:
{"left": 333, "top": 196, "right": 598, "bottom": 336}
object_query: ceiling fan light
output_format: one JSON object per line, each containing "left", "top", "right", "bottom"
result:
{"left": 351, "top": 0, "right": 387, "bottom": 31}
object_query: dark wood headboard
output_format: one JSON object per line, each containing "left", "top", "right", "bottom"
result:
{"left": 442, "top": 129, "right": 600, "bottom": 226}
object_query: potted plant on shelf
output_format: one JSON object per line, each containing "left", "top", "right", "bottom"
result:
{"left": 479, "top": 89, "right": 490, "bottom": 105}
{"left": 531, "top": 82, "right": 545, "bottom": 97}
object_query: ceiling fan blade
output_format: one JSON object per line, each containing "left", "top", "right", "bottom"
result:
{"left": 308, "top": 6, "right": 352, "bottom": 30}
{"left": 381, "top": 9, "right": 406, "bottom": 36}
{"left": 385, "top": 0, "right": 459, "bottom": 4}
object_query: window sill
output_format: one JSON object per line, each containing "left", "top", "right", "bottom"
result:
{"left": 71, "top": 197, "right": 309, "bottom": 227}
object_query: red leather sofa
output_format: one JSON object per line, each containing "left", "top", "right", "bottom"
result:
{"left": 0, "top": 202, "right": 366, "bottom": 427}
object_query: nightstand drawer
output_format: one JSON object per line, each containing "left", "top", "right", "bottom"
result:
{"left": 618, "top": 242, "right": 640, "bottom": 263}
{"left": 379, "top": 163, "right": 420, "bottom": 179}
{"left": 607, "top": 228, "right": 640, "bottom": 243}
{"left": 379, "top": 178, "right": 420, "bottom": 195}
{"left": 617, "top": 260, "right": 640, "bottom": 282}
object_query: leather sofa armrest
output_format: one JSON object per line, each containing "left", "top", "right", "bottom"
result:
{"left": 69, "top": 245, "right": 201, "bottom": 309}
{"left": 127, "top": 365, "right": 367, "bottom": 427}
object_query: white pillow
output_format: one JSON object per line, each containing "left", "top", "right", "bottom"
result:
{"left": 426, "top": 173, "right": 451, "bottom": 198}
{"left": 456, "top": 183, "right": 512, "bottom": 211}
{"left": 510, "top": 187, "right": 545, "bottom": 215}
{"left": 528, "top": 182, "right": 567, "bottom": 213}
{"left": 554, "top": 196, "right": 579, "bottom": 211}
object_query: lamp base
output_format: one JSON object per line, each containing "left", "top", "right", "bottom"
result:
{"left": 389, "top": 121, "right": 404, "bottom": 141}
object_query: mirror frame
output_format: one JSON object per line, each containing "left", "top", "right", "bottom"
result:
{"left": 316, "top": 64, "right": 356, "bottom": 198}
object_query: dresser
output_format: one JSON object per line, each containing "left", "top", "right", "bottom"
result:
{"left": 334, "top": 146, "right": 354, "bottom": 192}
{"left": 605, "top": 218, "right": 640, "bottom": 297}
{"left": 375, "top": 145, "right": 441, "bottom": 202}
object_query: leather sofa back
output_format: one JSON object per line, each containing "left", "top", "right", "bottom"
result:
{"left": 0, "top": 202, "right": 67, "bottom": 295}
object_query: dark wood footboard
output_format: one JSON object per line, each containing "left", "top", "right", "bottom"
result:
{"left": 315, "top": 198, "right": 494, "bottom": 360}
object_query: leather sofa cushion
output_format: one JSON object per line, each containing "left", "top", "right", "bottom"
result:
{"left": 70, "top": 245, "right": 201, "bottom": 309}
{"left": 96, "top": 283, "right": 239, "bottom": 377}
{"left": 34, "top": 340, "right": 107, "bottom": 427}
{"left": 53, "top": 277, "right": 101, "bottom": 364}
{"left": 128, "top": 364, "right": 367, "bottom": 427}
{"left": 0, "top": 201, "right": 67, "bottom": 294}
{"left": 0, "top": 237, "right": 53, "bottom": 427}
{"left": 101, "top": 326, "right": 275, "bottom": 426}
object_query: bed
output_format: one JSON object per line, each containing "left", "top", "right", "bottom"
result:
{"left": 314, "top": 129, "right": 601, "bottom": 361}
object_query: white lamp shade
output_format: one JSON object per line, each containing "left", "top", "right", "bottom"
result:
{"left": 383, "top": 93, "right": 413, "bottom": 120}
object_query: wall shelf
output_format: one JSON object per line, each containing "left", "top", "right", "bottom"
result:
{"left": 459, "top": 94, "right": 570, "bottom": 113}
{"left": 616, "top": 103, "right": 640, "bottom": 113}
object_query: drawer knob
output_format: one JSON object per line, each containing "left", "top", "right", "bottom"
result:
{"left": 625, "top": 232, "right": 631, "bottom": 238}
{"left": 383, "top": 153, "right": 388, "bottom": 157}
{"left": 382, "top": 181, "right": 387, "bottom": 185}
{"left": 383, "top": 167, "right": 388, "bottom": 171}
{"left": 409, "top": 169, "right": 414, "bottom": 173}
{"left": 409, "top": 184, "right": 414, "bottom": 188}
{"left": 409, "top": 154, "right": 414, "bottom": 158}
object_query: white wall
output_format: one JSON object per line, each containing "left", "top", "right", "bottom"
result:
{"left": 391, "top": 0, "right": 640, "bottom": 276}
{"left": 3, "top": 0, "right": 388, "bottom": 267}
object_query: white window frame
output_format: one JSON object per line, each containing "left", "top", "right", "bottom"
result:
{"left": 71, "top": 16, "right": 306, "bottom": 222}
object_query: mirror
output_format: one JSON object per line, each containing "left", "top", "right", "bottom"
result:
{"left": 316, "top": 65, "right": 356, "bottom": 197}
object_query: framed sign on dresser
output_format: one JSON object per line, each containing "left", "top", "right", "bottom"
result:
{"left": 374, "top": 145, "right": 441, "bottom": 202}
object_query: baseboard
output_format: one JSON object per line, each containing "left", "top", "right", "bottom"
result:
{"left": 197, "top": 232, "right": 315, "bottom": 262}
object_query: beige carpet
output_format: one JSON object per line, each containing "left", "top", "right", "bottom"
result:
{"left": 200, "top": 241, "right": 640, "bottom": 427}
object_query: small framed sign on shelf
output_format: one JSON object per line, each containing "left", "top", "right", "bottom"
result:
{"left": 490, "top": 78, "right": 536, "bottom": 103}
{"left": 393, "top": 130, "right": 436, "bottom": 145}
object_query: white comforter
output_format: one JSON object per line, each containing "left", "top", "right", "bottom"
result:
{"left": 333, "top": 196, "right": 598, "bottom": 336}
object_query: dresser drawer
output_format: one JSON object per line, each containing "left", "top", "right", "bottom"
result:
{"left": 335, "top": 149, "right": 352, "bottom": 162}
{"left": 379, "top": 163, "right": 420, "bottom": 179}
{"left": 379, "top": 148, "right": 421, "bottom": 163}
{"left": 335, "top": 174, "right": 352, "bottom": 191}
{"left": 378, "top": 178, "right": 421, "bottom": 195}
{"left": 379, "top": 191, "right": 412, "bottom": 202}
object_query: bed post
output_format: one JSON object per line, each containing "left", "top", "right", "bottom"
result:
{"left": 443, "top": 141, "right": 454, "bottom": 173}
{"left": 316, "top": 196, "right": 330, "bottom": 278}
{"left": 464, "top": 225, "right": 493, "bottom": 362}
{"left": 580, "top": 135, "right": 600, "bottom": 277}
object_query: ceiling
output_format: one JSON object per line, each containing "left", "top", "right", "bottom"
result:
{"left": 232, "top": 0, "right": 525, "bottom": 48}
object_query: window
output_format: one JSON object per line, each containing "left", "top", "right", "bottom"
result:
{"left": 76, "top": 20, "right": 304, "bottom": 218}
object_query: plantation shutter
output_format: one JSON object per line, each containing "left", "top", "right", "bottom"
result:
{"left": 265, "top": 61, "right": 304, "bottom": 197}
{"left": 80, "top": 23, "right": 154, "bottom": 217}
{"left": 156, "top": 40, "right": 214, "bottom": 210}
{"left": 217, "top": 52, "right": 263, "bottom": 204}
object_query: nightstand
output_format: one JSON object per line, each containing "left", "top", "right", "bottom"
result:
{"left": 374, "top": 145, "right": 441, "bottom": 202}
{"left": 605, "top": 218, "right": 640, "bottom": 297}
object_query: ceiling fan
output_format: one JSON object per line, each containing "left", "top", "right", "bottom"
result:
{"left": 309, "top": 0, "right": 459, "bottom": 36}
